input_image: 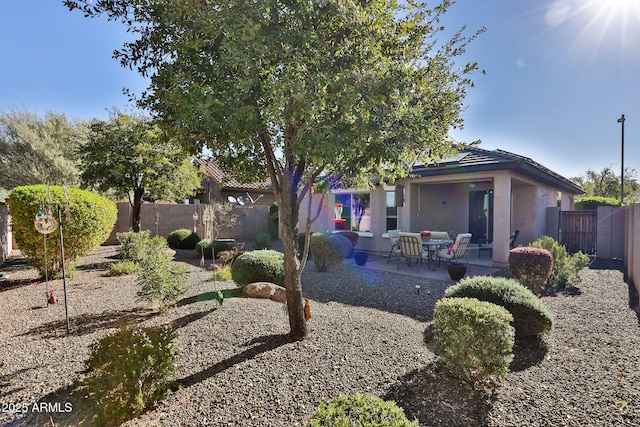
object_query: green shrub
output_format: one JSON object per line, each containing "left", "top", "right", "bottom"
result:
{"left": 195, "top": 239, "right": 213, "bottom": 259}
{"left": 255, "top": 230, "right": 271, "bottom": 249}
{"left": 231, "top": 250, "right": 285, "bottom": 287}
{"left": 309, "top": 232, "right": 352, "bottom": 272}
{"left": 218, "top": 247, "right": 244, "bottom": 266}
{"left": 531, "top": 236, "right": 589, "bottom": 288}
{"left": 575, "top": 196, "right": 622, "bottom": 210}
{"left": 108, "top": 260, "right": 139, "bottom": 276}
{"left": 444, "top": 276, "right": 554, "bottom": 342}
{"left": 137, "top": 251, "right": 190, "bottom": 309}
{"left": 213, "top": 264, "right": 233, "bottom": 281}
{"left": 117, "top": 230, "right": 168, "bottom": 263}
{"left": 508, "top": 247, "right": 553, "bottom": 294}
{"left": 166, "top": 228, "right": 200, "bottom": 249}
{"left": 84, "top": 326, "right": 176, "bottom": 427}
{"left": 307, "top": 394, "right": 417, "bottom": 427}
{"left": 434, "top": 297, "right": 514, "bottom": 385}
{"left": 9, "top": 185, "right": 117, "bottom": 276}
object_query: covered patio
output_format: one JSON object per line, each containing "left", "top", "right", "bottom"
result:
{"left": 300, "top": 146, "right": 583, "bottom": 268}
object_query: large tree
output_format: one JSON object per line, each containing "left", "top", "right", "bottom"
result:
{"left": 0, "top": 107, "right": 88, "bottom": 189}
{"left": 571, "top": 165, "right": 639, "bottom": 204}
{"left": 66, "top": 0, "right": 483, "bottom": 340}
{"left": 79, "top": 109, "right": 204, "bottom": 231}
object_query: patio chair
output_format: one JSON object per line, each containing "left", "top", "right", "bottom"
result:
{"left": 397, "top": 232, "right": 426, "bottom": 273}
{"left": 478, "top": 229, "right": 520, "bottom": 258}
{"left": 386, "top": 229, "right": 401, "bottom": 264}
{"left": 436, "top": 233, "right": 472, "bottom": 267}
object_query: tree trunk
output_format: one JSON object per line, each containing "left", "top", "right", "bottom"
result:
{"left": 279, "top": 179, "right": 307, "bottom": 341}
{"left": 132, "top": 187, "right": 144, "bottom": 233}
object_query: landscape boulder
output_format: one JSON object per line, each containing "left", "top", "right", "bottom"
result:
{"left": 245, "top": 282, "right": 287, "bottom": 303}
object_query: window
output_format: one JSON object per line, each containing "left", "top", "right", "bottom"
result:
{"left": 334, "top": 193, "right": 371, "bottom": 232}
{"left": 385, "top": 190, "right": 398, "bottom": 231}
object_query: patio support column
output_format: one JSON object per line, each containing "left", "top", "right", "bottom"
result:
{"left": 492, "top": 172, "right": 512, "bottom": 267}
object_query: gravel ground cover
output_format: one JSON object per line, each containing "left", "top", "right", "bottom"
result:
{"left": 0, "top": 245, "right": 639, "bottom": 426}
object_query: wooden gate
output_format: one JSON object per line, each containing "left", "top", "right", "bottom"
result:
{"left": 560, "top": 211, "right": 597, "bottom": 254}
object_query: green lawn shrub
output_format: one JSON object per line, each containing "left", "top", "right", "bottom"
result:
{"left": 307, "top": 394, "right": 418, "bottom": 427}
{"left": 9, "top": 185, "right": 117, "bottom": 277}
{"left": 575, "top": 196, "right": 621, "bottom": 210}
{"left": 309, "top": 232, "right": 352, "bottom": 272}
{"left": 83, "top": 326, "right": 176, "bottom": 426}
{"left": 434, "top": 297, "right": 514, "bottom": 385}
{"left": 255, "top": 230, "right": 271, "bottom": 249}
{"left": 108, "top": 260, "right": 139, "bottom": 276}
{"left": 117, "top": 230, "right": 168, "bottom": 263}
{"left": 508, "top": 247, "right": 553, "bottom": 294}
{"left": 444, "top": 276, "right": 554, "bottom": 342}
{"left": 531, "top": 236, "right": 590, "bottom": 288}
{"left": 166, "top": 228, "right": 200, "bottom": 249}
{"left": 231, "top": 250, "right": 285, "bottom": 287}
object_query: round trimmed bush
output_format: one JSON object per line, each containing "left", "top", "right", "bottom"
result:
{"left": 508, "top": 247, "right": 553, "bottom": 294}
{"left": 231, "top": 250, "right": 285, "bottom": 287}
{"left": 434, "top": 297, "right": 514, "bottom": 384}
{"left": 9, "top": 185, "right": 117, "bottom": 276}
{"left": 307, "top": 394, "right": 417, "bottom": 427}
{"left": 195, "top": 239, "right": 213, "bottom": 259}
{"left": 309, "top": 232, "right": 352, "bottom": 272}
{"left": 167, "top": 228, "right": 200, "bottom": 249}
{"left": 255, "top": 229, "right": 271, "bottom": 249}
{"left": 444, "top": 275, "right": 554, "bottom": 342}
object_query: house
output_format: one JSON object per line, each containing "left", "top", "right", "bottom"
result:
{"left": 193, "top": 158, "right": 276, "bottom": 206}
{"left": 299, "top": 146, "right": 584, "bottom": 267}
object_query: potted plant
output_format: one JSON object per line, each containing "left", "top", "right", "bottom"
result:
{"left": 447, "top": 262, "right": 467, "bottom": 280}
{"left": 353, "top": 250, "right": 368, "bottom": 266}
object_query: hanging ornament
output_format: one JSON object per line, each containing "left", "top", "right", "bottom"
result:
{"left": 34, "top": 211, "right": 58, "bottom": 234}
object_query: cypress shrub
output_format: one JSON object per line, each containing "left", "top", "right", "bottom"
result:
{"left": 531, "top": 236, "right": 589, "bottom": 288}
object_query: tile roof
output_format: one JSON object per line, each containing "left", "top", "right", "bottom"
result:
{"left": 194, "top": 158, "right": 272, "bottom": 191}
{"left": 411, "top": 146, "right": 584, "bottom": 194}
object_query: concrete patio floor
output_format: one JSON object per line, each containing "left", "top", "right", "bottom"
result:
{"left": 351, "top": 253, "right": 502, "bottom": 281}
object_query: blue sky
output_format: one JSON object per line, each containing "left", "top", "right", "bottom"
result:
{"left": 1, "top": 0, "right": 639, "bottom": 180}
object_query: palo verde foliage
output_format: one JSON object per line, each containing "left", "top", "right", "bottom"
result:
{"left": 66, "top": 0, "right": 484, "bottom": 340}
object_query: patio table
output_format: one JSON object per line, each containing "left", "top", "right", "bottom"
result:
{"left": 422, "top": 239, "right": 453, "bottom": 270}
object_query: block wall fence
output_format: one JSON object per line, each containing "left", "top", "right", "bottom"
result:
{"left": 106, "top": 202, "right": 271, "bottom": 244}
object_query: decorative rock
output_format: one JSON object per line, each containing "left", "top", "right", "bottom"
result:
{"left": 245, "top": 282, "right": 287, "bottom": 303}
{"left": 271, "top": 287, "right": 287, "bottom": 303}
